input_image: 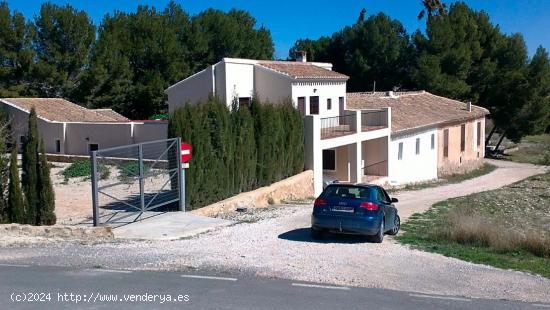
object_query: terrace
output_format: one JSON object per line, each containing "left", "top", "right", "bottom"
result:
{"left": 320, "top": 109, "right": 389, "bottom": 140}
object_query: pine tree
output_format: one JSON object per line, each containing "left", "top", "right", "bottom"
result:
{"left": 37, "top": 140, "right": 55, "bottom": 225}
{"left": 7, "top": 146, "right": 25, "bottom": 223}
{"left": 22, "top": 107, "right": 39, "bottom": 225}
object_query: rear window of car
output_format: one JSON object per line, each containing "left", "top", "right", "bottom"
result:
{"left": 322, "top": 185, "right": 370, "bottom": 200}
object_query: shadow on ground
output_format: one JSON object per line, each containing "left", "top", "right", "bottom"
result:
{"left": 278, "top": 228, "right": 372, "bottom": 244}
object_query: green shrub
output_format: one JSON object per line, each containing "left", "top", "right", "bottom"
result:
{"left": 61, "top": 160, "right": 110, "bottom": 181}
{"left": 118, "top": 161, "right": 149, "bottom": 182}
{"left": 169, "top": 96, "right": 304, "bottom": 210}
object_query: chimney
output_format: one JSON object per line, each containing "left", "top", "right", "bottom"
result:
{"left": 467, "top": 101, "right": 472, "bottom": 112}
{"left": 296, "top": 51, "right": 307, "bottom": 63}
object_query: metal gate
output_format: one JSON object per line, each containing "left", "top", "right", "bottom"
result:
{"left": 90, "top": 138, "right": 184, "bottom": 226}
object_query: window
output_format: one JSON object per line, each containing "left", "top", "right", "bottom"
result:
{"left": 398, "top": 142, "right": 403, "bottom": 160}
{"left": 88, "top": 144, "right": 99, "bottom": 152}
{"left": 322, "top": 149, "right": 336, "bottom": 170}
{"left": 375, "top": 187, "right": 391, "bottom": 204}
{"left": 460, "top": 124, "right": 466, "bottom": 152}
{"left": 322, "top": 185, "right": 369, "bottom": 200}
{"left": 327, "top": 98, "right": 332, "bottom": 110}
{"left": 55, "top": 139, "right": 61, "bottom": 153}
{"left": 238, "top": 97, "right": 251, "bottom": 108}
{"left": 431, "top": 134, "right": 435, "bottom": 150}
{"left": 415, "top": 138, "right": 420, "bottom": 155}
{"left": 309, "top": 96, "right": 319, "bottom": 115}
{"left": 477, "top": 122, "right": 482, "bottom": 146}
{"left": 297, "top": 97, "right": 305, "bottom": 116}
{"left": 443, "top": 129, "right": 449, "bottom": 158}
{"left": 19, "top": 136, "right": 26, "bottom": 144}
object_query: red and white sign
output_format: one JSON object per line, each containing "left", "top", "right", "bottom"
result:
{"left": 180, "top": 142, "right": 192, "bottom": 163}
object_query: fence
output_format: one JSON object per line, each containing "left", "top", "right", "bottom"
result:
{"left": 361, "top": 109, "right": 388, "bottom": 131}
{"left": 90, "top": 138, "right": 183, "bottom": 226}
{"left": 320, "top": 113, "right": 356, "bottom": 139}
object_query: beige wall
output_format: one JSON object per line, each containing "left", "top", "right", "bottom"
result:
{"left": 362, "top": 137, "right": 388, "bottom": 176}
{"left": 133, "top": 122, "right": 168, "bottom": 144}
{"left": 324, "top": 145, "right": 350, "bottom": 182}
{"left": 437, "top": 117, "right": 485, "bottom": 176}
{"left": 3, "top": 104, "right": 64, "bottom": 154}
{"left": 65, "top": 123, "right": 133, "bottom": 155}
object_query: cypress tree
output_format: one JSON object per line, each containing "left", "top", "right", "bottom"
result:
{"left": 0, "top": 110, "right": 9, "bottom": 223}
{"left": 22, "top": 107, "right": 39, "bottom": 225}
{"left": 7, "top": 146, "right": 25, "bottom": 223}
{"left": 37, "top": 140, "right": 56, "bottom": 225}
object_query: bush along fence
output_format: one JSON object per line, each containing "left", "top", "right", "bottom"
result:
{"left": 0, "top": 107, "right": 56, "bottom": 225}
{"left": 168, "top": 96, "right": 304, "bottom": 209}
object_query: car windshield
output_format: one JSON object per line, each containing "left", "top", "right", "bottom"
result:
{"left": 322, "top": 185, "right": 370, "bottom": 200}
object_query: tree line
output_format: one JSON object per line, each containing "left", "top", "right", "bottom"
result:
{"left": 0, "top": 1, "right": 273, "bottom": 119}
{"left": 168, "top": 97, "right": 304, "bottom": 209}
{"left": 0, "top": 109, "right": 55, "bottom": 225}
{"left": 290, "top": 1, "right": 550, "bottom": 145}
{"left": 1, "top": 0, "right": 548, "bottom": 145}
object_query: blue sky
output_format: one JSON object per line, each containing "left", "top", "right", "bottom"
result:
{"left": 6, "top": 0, "right": 549, "bottom": 59}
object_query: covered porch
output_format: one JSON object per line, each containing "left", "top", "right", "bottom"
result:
{"left": 322, "top": 136, "right": 389, "bottom": 186}
{"left": 304, "top": 109, "right": 391, "bottom": 196}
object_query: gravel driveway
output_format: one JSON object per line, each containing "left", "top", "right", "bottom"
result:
{"left": 1, "top": 159, "right": 549, "bottom": 303}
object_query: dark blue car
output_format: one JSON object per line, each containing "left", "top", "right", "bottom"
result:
{"left": 311, "top": 183, "right": 400, "bottom": 243}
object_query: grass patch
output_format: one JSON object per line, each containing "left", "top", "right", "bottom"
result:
{"left": 61, "top": 160, "right": 110, "bottom": 181}
{"left": 397, "top": 173, "right": 550, "bottom": 278}
{"left": 507, "top": 134, "right": 550, "bottom": 165}
{"left": 389, "top": 163, "right": 497, "bottom": 193}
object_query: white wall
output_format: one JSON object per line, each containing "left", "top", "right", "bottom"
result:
{"left": 254, "top": 66, "right": 292, "bottom": 104}
{"left": 291, "top": 81, "right": 346, "bottom": 118}
{"left": 388, "top": 128, "right": 438, "bottom": 184}
{"left": 167, "top": 66, "right": 214, "bottom": 114}
{"left": 224, "top": 62, "right": 255, "bottom": 106}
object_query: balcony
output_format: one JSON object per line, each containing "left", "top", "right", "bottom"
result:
{"left": 320, "top": 109, "right": 388, "bottom": 140}
{"left": 320, "top": 113, "right": 355, "bottom": 139}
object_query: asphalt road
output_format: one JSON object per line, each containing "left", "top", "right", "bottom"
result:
{"left": 1, "top": 264, "right": 548, "bottom": 310}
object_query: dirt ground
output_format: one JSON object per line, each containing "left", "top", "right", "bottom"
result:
{"left": 51, "top": 163, "right": 173, "bottom": 225}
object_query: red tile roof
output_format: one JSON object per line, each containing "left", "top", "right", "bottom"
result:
{"left": 0, "top": 98, "right": 129, "bottom": 122}
{"left": 347, "top": 91, "right": 489, "bottom": 133}
{"left": 257, "top": 61, "right": 349, "bottom": 80}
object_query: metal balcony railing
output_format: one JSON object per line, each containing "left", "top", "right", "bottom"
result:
{"left": 320, "top": 114, "right": 355, "bottom": 139}
{"left": 361, "top": 110, "right": 388, "bottom": 132}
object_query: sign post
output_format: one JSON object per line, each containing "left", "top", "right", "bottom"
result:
{"left": 179, "top": 141, "right": 192, "bottom": 212}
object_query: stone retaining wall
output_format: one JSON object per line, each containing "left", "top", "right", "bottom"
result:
{"left": 0, "top": 224, "right": 113, "bottom": 240}
{"left": 192, "top": 170, "right": 314, "bottom": 218}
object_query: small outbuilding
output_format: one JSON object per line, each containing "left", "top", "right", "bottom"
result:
{"left": 0, "top": 98, "right": 167, "bottom": 156}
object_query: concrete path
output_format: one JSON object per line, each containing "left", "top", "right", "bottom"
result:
{"left": 113, "top": 212, "right": 235, "bottom": 240}
{"left": 395, "top": 159, "right": 549, "bottom": 220}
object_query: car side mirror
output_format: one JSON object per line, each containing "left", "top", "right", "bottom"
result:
{"left": 391, "top": 197, "right": 399, "bottom": 203}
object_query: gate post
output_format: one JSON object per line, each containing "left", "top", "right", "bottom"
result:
{"left": 138, "top": 144, "right": 145, "bottom": 212}
{"left": 91, "top": 151, "right": 100, "bottom": 226}
{"left": 177, "top": 137, "right": 185, "bottom": 212}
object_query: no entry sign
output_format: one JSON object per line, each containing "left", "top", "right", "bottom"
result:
{"left": 180, "top": 142, "right": 192, "bottom": 163}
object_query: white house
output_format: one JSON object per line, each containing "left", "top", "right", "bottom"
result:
{"left": 166, "top": 54, "right": 488, "bottom": 196}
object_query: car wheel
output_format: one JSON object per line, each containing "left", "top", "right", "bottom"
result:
{"left": 387, "top": 214, "right": 400, "bottom": 236}
{"left": 311, "top": 227, "right": 324, "bottom": 240}
{"left": 371, "top": 219, "right": 384, "bottom": 243}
